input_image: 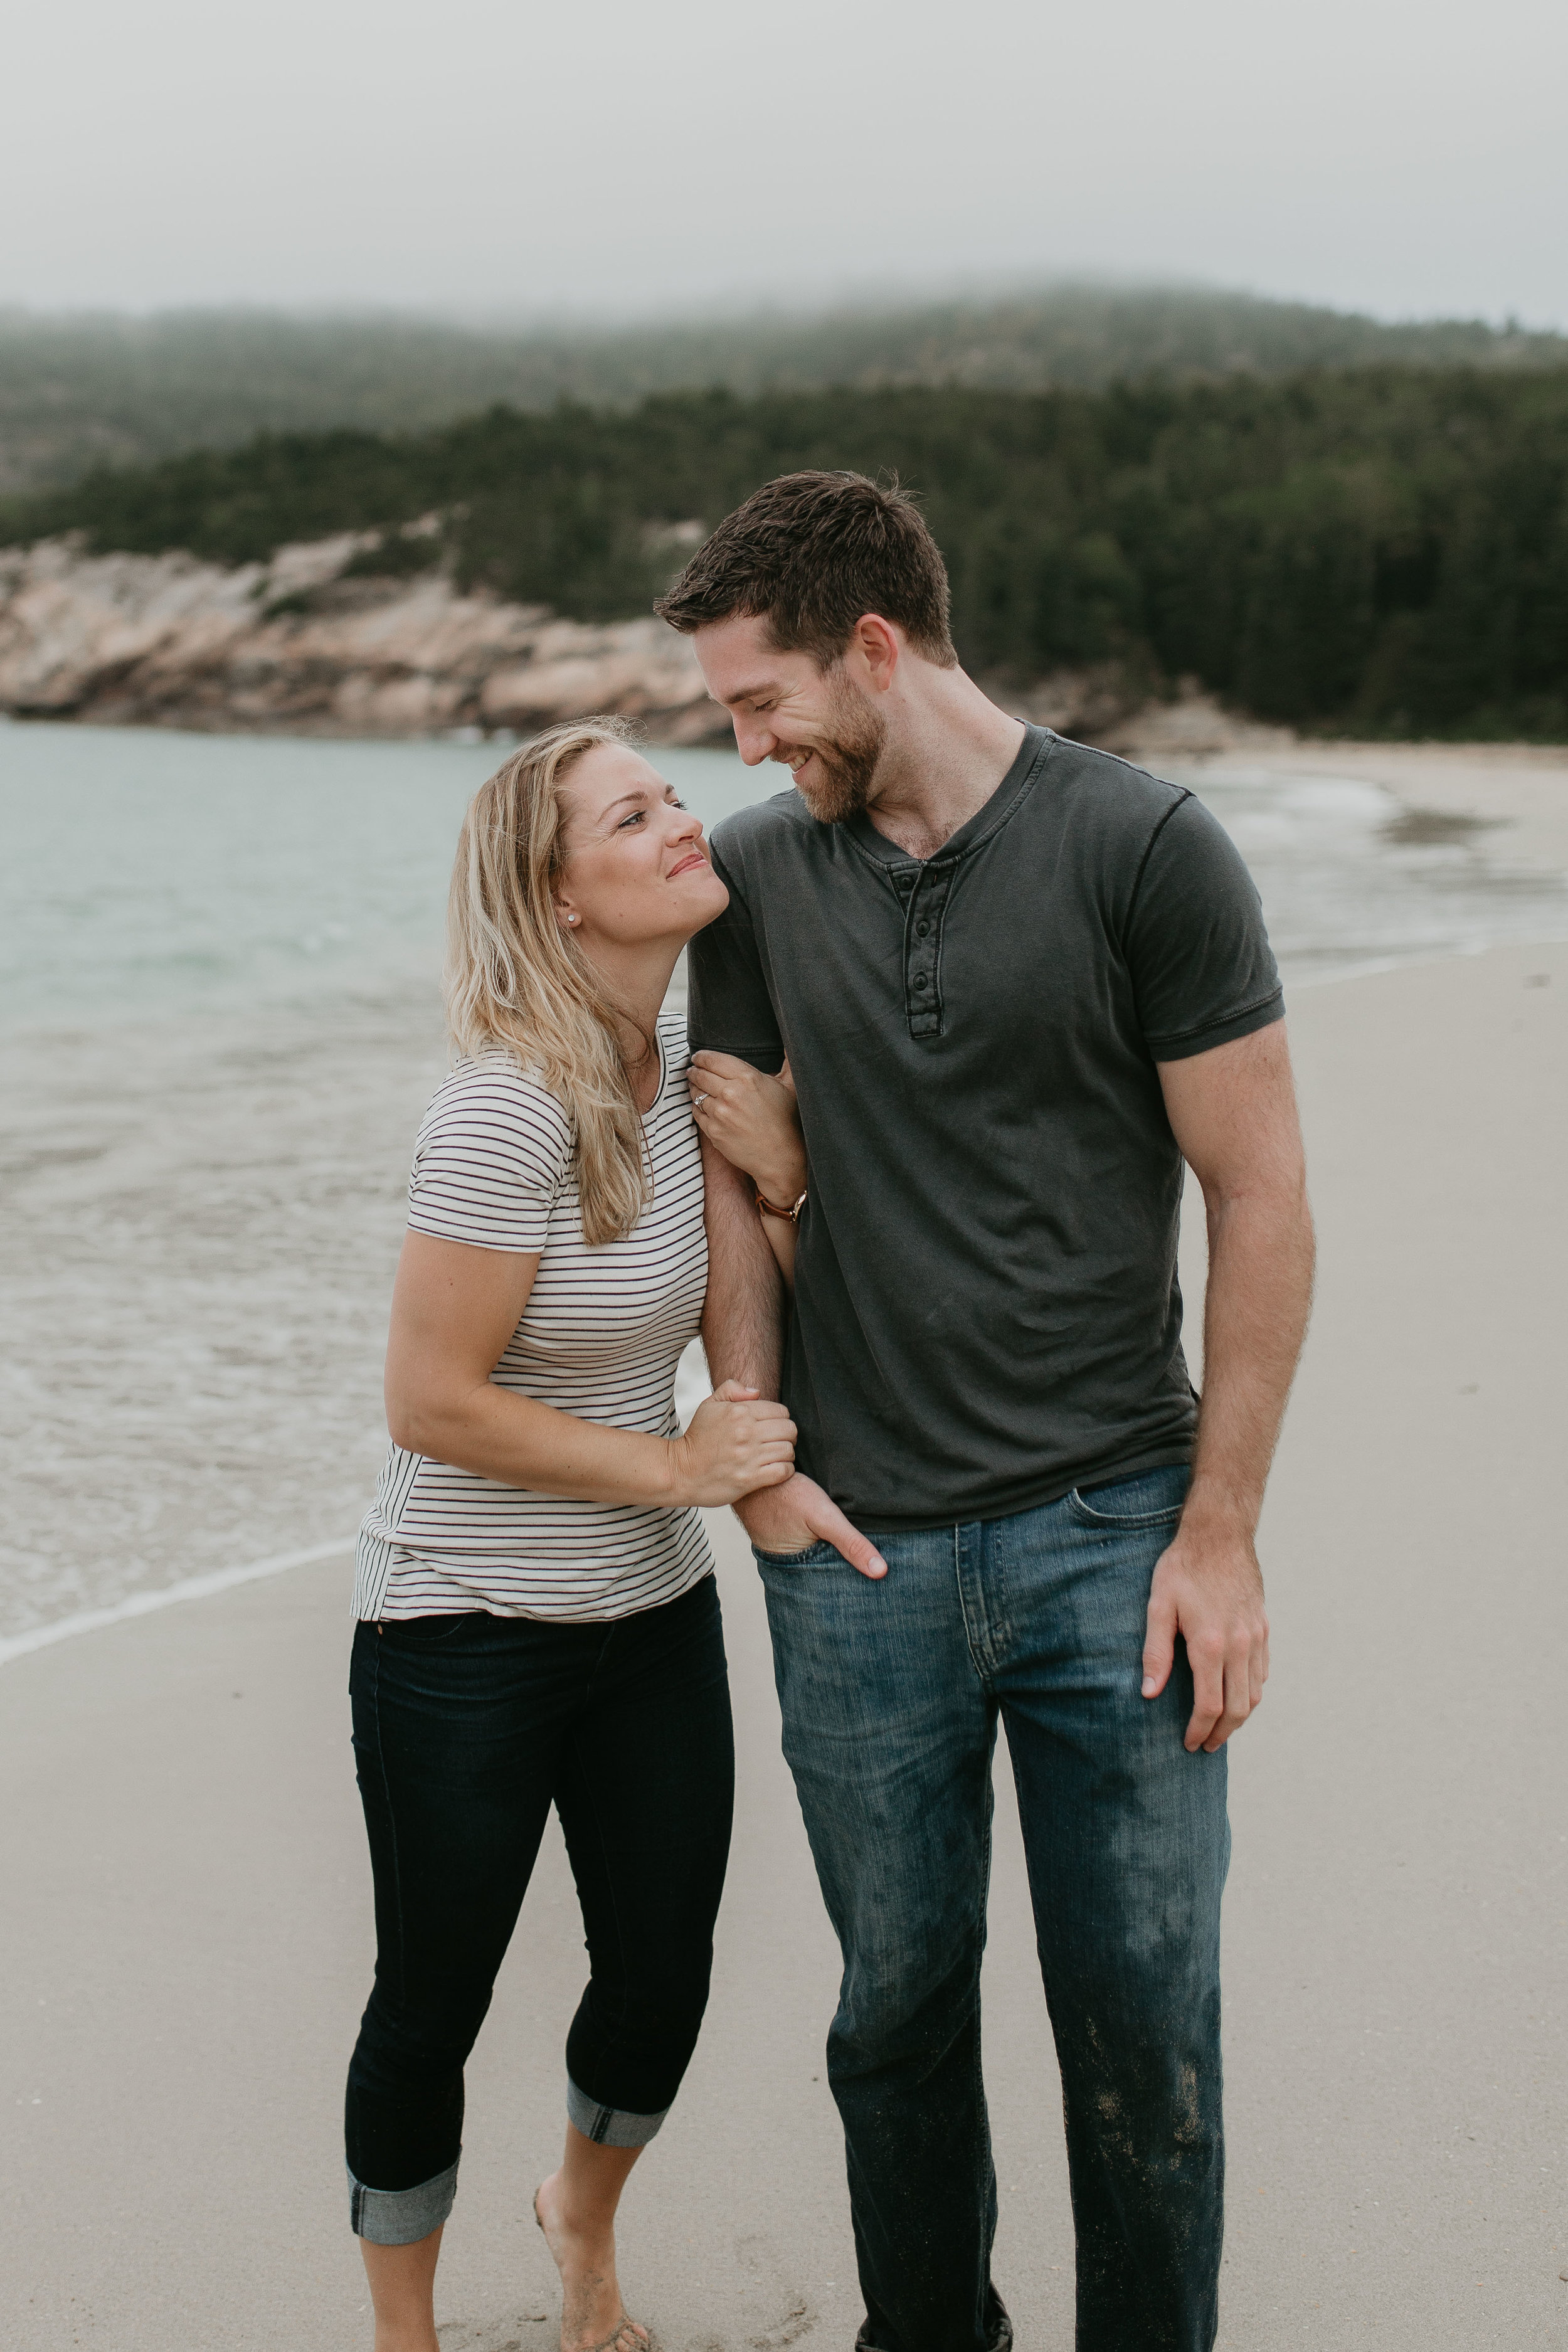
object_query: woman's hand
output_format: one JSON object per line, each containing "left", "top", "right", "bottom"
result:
{"left": 669, "top": 1380, "right": 797, "bottom": 1507}
{"left": 689, "top": 1052, "right": 807, "bottom": 1204}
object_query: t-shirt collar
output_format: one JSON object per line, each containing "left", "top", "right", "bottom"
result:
{"left": 841, "top": 723, "right": 1052, "bottom": 868}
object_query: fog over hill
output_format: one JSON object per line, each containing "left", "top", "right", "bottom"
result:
{"left": 3, "top": 284, "right": 1566, "bottom": 494}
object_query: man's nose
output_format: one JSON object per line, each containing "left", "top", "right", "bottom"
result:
{"left": 733, "top": 714, "right": 774, "bottom": 766}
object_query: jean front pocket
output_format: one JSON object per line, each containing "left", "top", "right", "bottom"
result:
{"left": 1066, "top": 1465, "right": 1190, "bottom": 1532}
{"left": 752, "top": 1540, "right": 840, "bottom": 1570}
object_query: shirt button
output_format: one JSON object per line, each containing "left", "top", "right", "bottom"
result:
{"left": 913, "top": 973, "right": 930, "bottom": 992}
{"left": 916, "top": 919, "right": 931, "bottom": 936}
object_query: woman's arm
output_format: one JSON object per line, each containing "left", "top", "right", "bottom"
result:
{"left": 689, "top": 1051, "right": 807, "bottom": 1286}
{"left": 384, "top": 1230, "right": 795, "bottom": 1508}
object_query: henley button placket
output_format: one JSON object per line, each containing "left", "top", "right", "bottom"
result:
{"left": 901, "top": 862, "right": 955, "bottom": 1040}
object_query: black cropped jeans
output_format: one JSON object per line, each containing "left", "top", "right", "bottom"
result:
{"left": 345, "top": 1574, "right": 734, "bottom": 2244}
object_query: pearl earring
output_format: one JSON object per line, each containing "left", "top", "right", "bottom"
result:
{"left": 566, "top": 913, "right": 580, "bottom": 926}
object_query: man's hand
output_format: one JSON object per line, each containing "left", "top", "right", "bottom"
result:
{"left": 1142, "top": 1512, "right": 1269, "bottom": 1752}
{"left": 734, "top": 1472, "right": 887, "bottom": 1581}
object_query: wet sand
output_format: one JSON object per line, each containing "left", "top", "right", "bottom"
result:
{"left": 2, "top": 935, "right": 1564, "bottom": 2348}
{"left": 0, "top": 984, "right": 446, "bottom": 1636}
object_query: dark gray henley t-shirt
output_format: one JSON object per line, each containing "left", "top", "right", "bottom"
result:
{"left": 687, "top": 725, "right": 1284, "bottom": 1532}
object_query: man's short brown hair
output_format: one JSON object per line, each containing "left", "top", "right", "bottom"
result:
{"left": 654, "top": 470, "right": 958, "bottom": 668}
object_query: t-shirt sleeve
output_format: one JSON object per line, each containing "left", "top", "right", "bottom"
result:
{"left": 686, "top": 837, "right": 786, "bottom": 1074}
{"left": 406, "top": 1066, "right": 569, "bottom": 1251}
{"left": 1125, "top": 792, "right": 1285, "bottom": 1061}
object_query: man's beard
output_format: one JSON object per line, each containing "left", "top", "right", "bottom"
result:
{"left": 782, "top": 669, "right": 887, "bottom": 824}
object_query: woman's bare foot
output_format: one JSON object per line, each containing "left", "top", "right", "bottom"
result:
{"left": 534, "top": 2171, "right": 649, "bottom": 2352}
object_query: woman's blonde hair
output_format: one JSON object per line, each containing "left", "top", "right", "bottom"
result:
{"left": 446, "top": 717, "right": 656, "bottom": 1246}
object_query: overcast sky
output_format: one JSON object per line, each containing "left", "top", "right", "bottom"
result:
{"left": 5, "top": 0, "right": 1565, "bottom": 327}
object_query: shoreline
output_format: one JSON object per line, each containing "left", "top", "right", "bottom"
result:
{"left": 1106, "top": 699, "right": 1568, "bottom": 866}
{"left": 0, "top": 1535, "right": 356, "bottom": 1669}
{"left": 1170, "top": 736, "right": 1568, "bottom": 875}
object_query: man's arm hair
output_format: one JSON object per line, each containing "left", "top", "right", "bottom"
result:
{"left": 699, "top": 1133, "right": 785, "bottom": 1396}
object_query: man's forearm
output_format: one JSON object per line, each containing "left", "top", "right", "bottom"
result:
{"left": 1187, "top": 1182, "right": 1315, "bottom": 1530}
{"left": 696, "top": 1136, "right": 885, "bottom": 1578}
{"left": 700, "top": 1135, "right": 785, "bottom": 1395}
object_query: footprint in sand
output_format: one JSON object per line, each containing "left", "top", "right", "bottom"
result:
{"left": 732, "top": 2231, "right": 817, "bottom": 2351}
{"left": 435, "top": 2315, "right": 549, "bottom": 2351}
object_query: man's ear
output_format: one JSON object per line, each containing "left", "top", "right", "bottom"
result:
{"left": 850, "top": 613, "right": 901, "bottom": 694}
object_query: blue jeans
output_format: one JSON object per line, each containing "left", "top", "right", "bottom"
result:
{"left": 756, "top": 1466, "right": 1227, "bottom": 2352}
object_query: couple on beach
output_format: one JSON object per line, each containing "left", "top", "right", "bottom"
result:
{"left": 345, "top": 472, "right": 1315, "bottom": 2352}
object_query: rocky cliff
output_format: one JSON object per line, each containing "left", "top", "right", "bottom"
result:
{"left": 0, "top": 532, "right": 729, "bottom": 741}
{"left": 0, "top": 529, "right": 1209, "bottom": 753}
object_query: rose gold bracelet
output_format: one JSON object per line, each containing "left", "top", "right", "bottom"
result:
{"left": 756, "top": 1187, "right": 808, "bottom": 1224}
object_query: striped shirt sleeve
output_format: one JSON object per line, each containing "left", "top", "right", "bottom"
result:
{"left": 406, "top": 1059, "right": 570, "bottom": 1253}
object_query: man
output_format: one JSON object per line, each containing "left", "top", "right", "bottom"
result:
{"left": 655, "top": 473, "right": 1313, "bottom": 2352}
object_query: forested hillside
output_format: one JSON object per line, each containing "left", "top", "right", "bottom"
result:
{"left": 3, "top": 287, "right": 1565, "bottom": 492}
{"left": 6, "top": 369, "right": 1565, "bottom": 738}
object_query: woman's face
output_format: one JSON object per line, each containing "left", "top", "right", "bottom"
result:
{"left": 556, "top": 743, "right": 729, "bottom": 951}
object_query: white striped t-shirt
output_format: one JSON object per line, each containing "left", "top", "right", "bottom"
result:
{"left": 354, "top": 1011, "right": 714, "bottom": 1622}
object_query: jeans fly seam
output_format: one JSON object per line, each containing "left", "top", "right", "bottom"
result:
{"left": 953, "top": 1522, "right": 997, "bottom": 1691}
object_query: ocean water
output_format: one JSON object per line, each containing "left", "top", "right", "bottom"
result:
{"left": 3, "top": 719, "right": 1566, "bottom": 1643}
{"left": 0, "top": 726, "right": 768, "bottom": 1032}
{"left": 4, "top": 723, "right": 1567, "bottom": 1029}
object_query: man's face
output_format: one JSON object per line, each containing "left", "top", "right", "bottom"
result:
{"left": 691, "top": 612, "right": 887, "bottom": 824}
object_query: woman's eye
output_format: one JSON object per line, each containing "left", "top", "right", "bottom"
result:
{"left": 618, "top": 811, "right": 645, "bottom": 829}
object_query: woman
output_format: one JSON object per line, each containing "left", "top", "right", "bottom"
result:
{"left": 346, "top": 717, "right": 804, "bottom": 2352}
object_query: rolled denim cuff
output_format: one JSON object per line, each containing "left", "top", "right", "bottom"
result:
{"left": 347, "top": 2158, "right": 458, "bottom": 2245}
{"left": 566, "top": 2074, "right": 669, "bottom": 2149}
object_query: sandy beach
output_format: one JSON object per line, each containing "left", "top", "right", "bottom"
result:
{"left": 1201, "top": 738, "right": 1568, "bottom": 876}
{"left": 3, "top": 919, "right": 1564, "bottom": 2349}
{"left": 1133, "top": 725, "right": 1568, "bottom": 878}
